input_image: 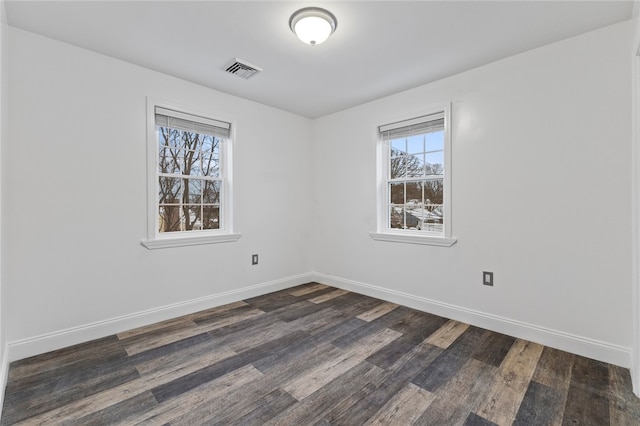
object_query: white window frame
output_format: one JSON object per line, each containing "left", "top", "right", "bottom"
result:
{"left": 370, "top": 104, "right": 456, "bottom": 247}
{"left": 141, "top": 98, "right": 241, "bottom": 249}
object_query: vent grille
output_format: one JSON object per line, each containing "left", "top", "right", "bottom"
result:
{"left": 225, "top": 58, "right": 262, "bottom": 80}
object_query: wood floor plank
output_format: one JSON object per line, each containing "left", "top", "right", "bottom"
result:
{"left": 562, "top": 382, "right": 610, "bottom": 425}
{"left": 288, "top": 283, "right": 329, "bottom": 297}
{"left": 116, "top": 316, "right": 197, "bottom": 341}
{"left": 171, "top": 343, "right": 345, "bottom": 425}
{"left": 446, "top": 326, "right": 492, "bottom": 356}
{"left": 464, "top": 412, "right": 499, "bottom": 426}
{"left": 282, "top": 327, "right": 401, "bottom": 400}
{"left": 252, "top": 318, "right": 365, "bottom": 374}
{"left": 150, "top": 330, "right": 309, "bottom": 403}
{"left": 184, "top": 300, "right": 251, "bottom": 323}
{"left": 265, "top": 361, "right": 385, "bottom": 425}
{"left": 424, "top": 320, "right": 470, "bottom": 349}
{"left": 366, "top": 311, "right": 448, "bottom": 370}
{"left": 209, "top": 388, "right": 298, "bottom": 426}
{"left": 308, "top": 288, "right": 350, "bottom": 304}
{"left": 286, "top": 307, "right": 348, "bottom": 336}
{"left": 331, "top": 305, "right": 411, "bottom": 349}
{"left": 272, "top": 300, "right": 328, "bottom": 322}
{"left": 222, "top": 318, "right": 295, "bottom": 352}
{"left": 411, "top": 347, "right": 469, "bottom": 392}
{"left": 415, "top": 358, "right": 497, "bottom": 425}
{"left": 512, "top": 381, "right": 564, "bottom": 426}
{"left": 10, "top": 342, "right": 239, "bottom": 425}
{"left": 7, "top": 335, "right": 127, "bottom": 383}
{"left": 244, "top": 290, "right": 302, "bottom": 312}
{"left": 4, "top": 284, "right": 640, "bottom": 426}
{"left": 73, "top": 391, "right": 158, "bottom": 426}
{"left": 364, "top": 382, "right": 436, "bottom": 425}
{"left": 561, "top": 355, "right": 611, "bottom": 425}
{"left": 470, "top": 331, "right": 515, "bottom": 368}
{"left": 3, "top": 361, "right": 141, "bottom": 425}
{"left": 133, "top": 335, "right": 236, "bottom": 377}
{"left": 327, "top": 336, "right": 443, "bottom": 425}
{"left": 531, "top": 346, "right": 574, "bottom": 390}
{"left": 475, "top": 339, "right": 544, "bottom": 426}
{"left": 388, "top": 309, "right": 448, "bottom": 338}
{"left": 211, "top": 307, "right": 344, "bottom": 355}
{"left": 130, "top": 365, "right": 264, "bottom": 425}
{"left": 206, "top": 306, "right": 284, "bottom": 339}
{"left": 609, "top": 365, "right": 640, "bottom": 425}
{"left": 356, "top": 302, "right": 399, "bottom": 322}
{"left": 121, "top": 308, "right": 264, "bottom": 356}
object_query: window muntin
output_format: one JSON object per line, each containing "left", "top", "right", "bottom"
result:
{"left": 379, "top": 109, "right": 451, "bottom": 239}
{"left": 155, "top": 107, "right": 229, "bottom": 235}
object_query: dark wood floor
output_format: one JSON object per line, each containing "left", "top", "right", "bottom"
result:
{"left": 2, "top": 283, "right": 640, "bottom": 425}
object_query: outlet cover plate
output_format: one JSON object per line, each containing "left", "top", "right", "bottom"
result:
{"left": 483, "top": 271, "right": 493, "bottom": 286}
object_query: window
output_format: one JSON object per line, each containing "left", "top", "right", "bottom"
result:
{"left": 371, "top": 106, "right": 456, "bottom": 246}
{"left": 142, "top": 100, "right": 240, "bottom": 249}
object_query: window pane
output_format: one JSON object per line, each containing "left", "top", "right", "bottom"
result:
{"left": 407, "top": 135, "right": 424, "bottom": 155}
{"left": 202, "top": 154, "right": 220, "bottom": 178}
{"left": 158, "top": 177, "right": 181, "bottom": 204}
{"left": 391, "top": 139, "right": 406, "bottom": 153}
{"left": 426, "top": 131, "right": 444, "bottom": 152}
{"left": 180, "top": 131, "right": 199, "bottom": 151}
{"left": 406, "top": 182, "right": 423, "bottom": 206}
{"left": 390, "top": 206, "right": 404, "bottom": 229}
{"left": 203, "top": 206, "right": 220, "bottom": 229}
{"left": 203, "top": 181, "right": 221, "bottom": 204}
{"left": 159, "top": 148, "right": 183, "bottom": 174}
{"left": 201, "top": 136, "right": 219, "bottom": 155}
{"left": 186, "top": 150, "right": 203, "bottom": 176}
{"left": 159, "top": 206, "right": 181, "bottom": 233}
{"left": 390, "top": 156, "right": 406, "bottom": 179}
{"left": 405, "top": 153, "right": 425, "bottom": 178}
{"left": 426, "top": 152, "right": 444, "bottom": 175}
{"left": 178, "top": 150, "right": 201, "bottom": 176}
{"left": 183, "top": 178, "right": 202, "bottom": 204}
{"left": 157, "top": 127, "right": 182, "bottom": 150}
{"left": 390, "top": 182, "right": 406, "bottom": 206}
{"left": 423, "top": 179, "right": 444, "bottom": 205}
{"left": 179, "top": 205, "right": 200, "bottom": 231}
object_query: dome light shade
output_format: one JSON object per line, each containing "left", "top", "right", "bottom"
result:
{"left": 289, "top": 7, "right": 337, "bottom": 46}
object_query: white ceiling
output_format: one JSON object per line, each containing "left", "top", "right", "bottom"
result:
{"left": 4, "top": 1, "right": 634, "bottom": 118}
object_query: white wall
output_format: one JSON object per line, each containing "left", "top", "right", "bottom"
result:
{"left": 631, "top": 0, "right": 640, "bottom": 395}
{"left": 0, "top": 0, "right": 7, "bottom": 409}
{"left": 5, "top": 27, "right": 313, "bottom": 356}
{"left": 312, "top": 22, "right": 632, "bottom": 364}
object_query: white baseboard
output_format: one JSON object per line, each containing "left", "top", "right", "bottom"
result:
{"left": 311, "top": 272, "right": 632, "bottom": 368}
{"left": 7, "top": 273, "right": 315, "bottom": 362}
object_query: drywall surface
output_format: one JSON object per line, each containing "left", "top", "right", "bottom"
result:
{"left": 0, "top": 0, "right": 7, "bottom": 404}
{"left": 312, "top": 22, "right": 633, "bottom": 350}
{"left": 631, "top": 0, "right": 640, "bottom": 392}
{"left": 5, "top": 28, "right": 313, "bottom": 345}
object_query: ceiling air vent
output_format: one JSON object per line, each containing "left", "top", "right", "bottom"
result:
{"left": 225, "top": 58, "right": 263, "bottom": 80}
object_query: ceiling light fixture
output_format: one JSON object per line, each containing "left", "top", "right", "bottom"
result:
{"left": 289, "top": 7, "right": 337, "bottom": 46}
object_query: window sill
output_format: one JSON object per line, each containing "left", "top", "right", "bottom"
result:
{"left": 369, "top": 232, "right": 457, "bottom": 247}
{"left": 141, "top": 233, "right": 242, "bottom": 250}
